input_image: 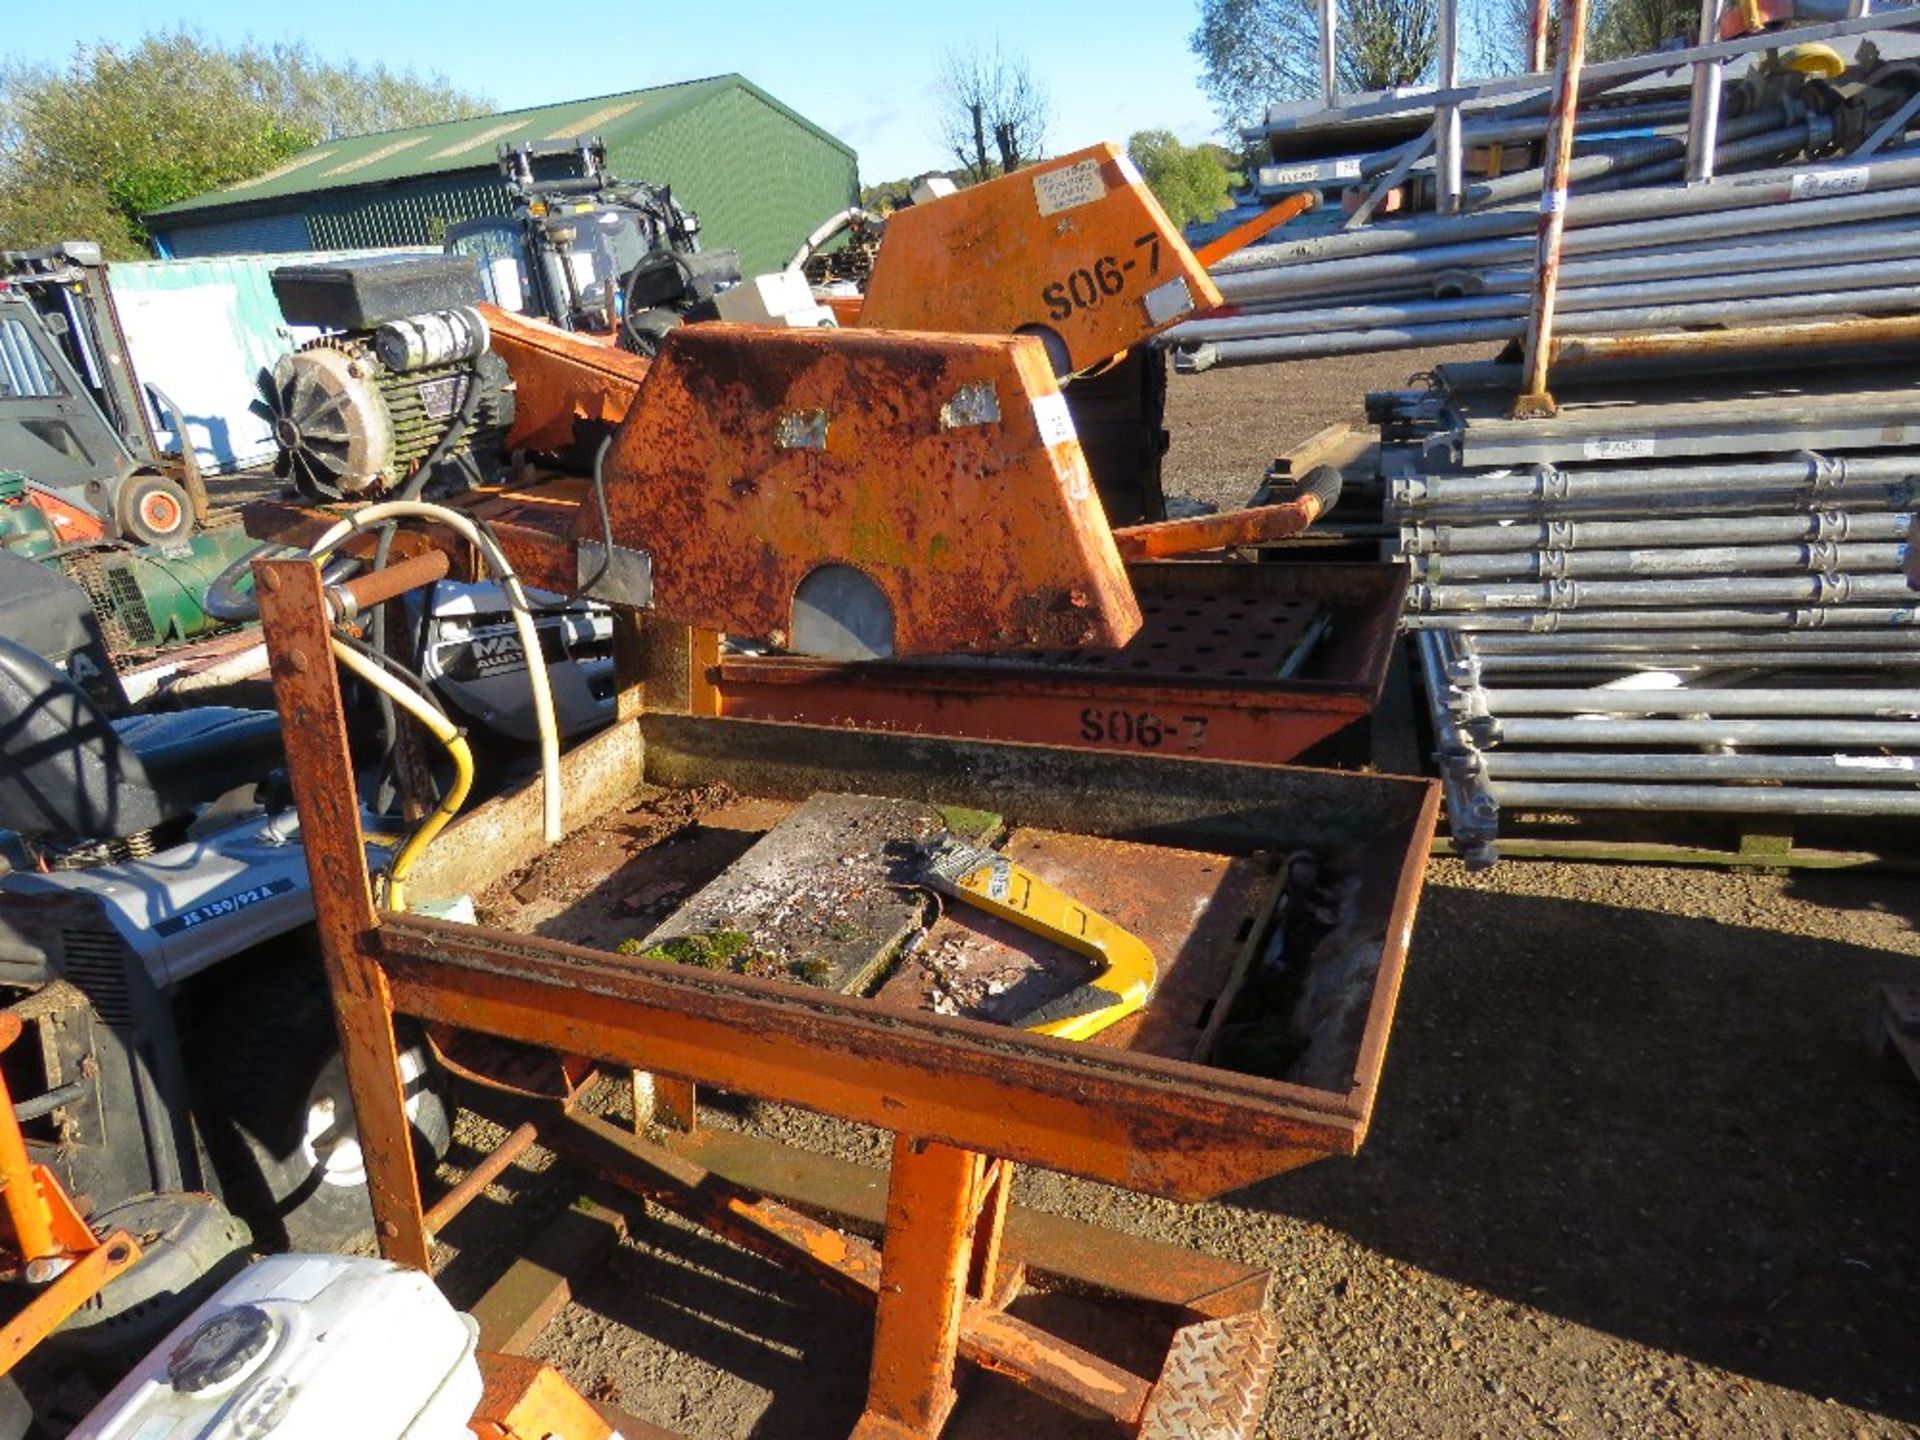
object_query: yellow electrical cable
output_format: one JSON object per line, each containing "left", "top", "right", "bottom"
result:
{"left": 328, "top": 638, "right": 474, "bottom": 914}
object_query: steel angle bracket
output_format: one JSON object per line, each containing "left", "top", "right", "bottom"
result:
{"left": 582, "top": 324, "right": 1142, "bottom": 658}
{"left": 858, "top": 143, "right": 1224, "bottom": 376}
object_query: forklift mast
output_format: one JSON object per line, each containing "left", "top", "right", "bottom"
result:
{"left": 1, "top": 241, "right": 209, "bottom": 546}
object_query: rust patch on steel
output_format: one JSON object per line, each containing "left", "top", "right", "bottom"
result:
{"left": 485, "top": 304, "right": 649, "bottom": 452}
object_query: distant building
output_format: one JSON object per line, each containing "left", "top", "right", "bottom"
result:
{"left": 145, "top": 74, "right": 857, "bottom": 275}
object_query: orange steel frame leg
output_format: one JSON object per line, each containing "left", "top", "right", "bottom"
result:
{"left": 858, "top": 1139, "right": 992, "bottom": 1438}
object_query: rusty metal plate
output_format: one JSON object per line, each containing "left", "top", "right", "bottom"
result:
{"left": 873, "top": 828, "right": 1275, "bottom": 1062}
{"left": 585, "top": 324, "right": 1141, "bottom": 657}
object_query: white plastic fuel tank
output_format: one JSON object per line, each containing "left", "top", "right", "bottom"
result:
{"left": 69, "top": 1253, "right": 482, "bottom": 1440}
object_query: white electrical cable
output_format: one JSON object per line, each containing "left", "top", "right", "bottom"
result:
{"left": 305, "top": 500, "right": 563, "bottom": 844}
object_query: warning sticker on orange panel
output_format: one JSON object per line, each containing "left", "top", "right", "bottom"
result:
{"left": 1034, "top": 160, "right": 1107, "bottom": 217}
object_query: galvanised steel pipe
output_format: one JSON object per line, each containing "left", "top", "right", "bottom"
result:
{"left": 1208, "top": 216, "right": 1920, "bottom": 310}
{"left": 1211, "top": 216, "right": 1920, "bottom": 312}
{"left": 1415, "top": 605, "right": 1920, "bottom": 630}
{"left": 1410, "top": 541, "right": 1908, "bottom": 580}
{"left": 1576, "top": 115, "right": 1835, "bottom": 193}
{"left": 1389, "top": 453, "right": 1920, "bottom": 510}
{"left": 1470, "top": 648, "right": 1920, "bottom": 669}
{"left": 1492, "top": 717, "right": 1920, "bottom": 743}
{"left": 1467, "top": 627, "right": 1920, "bottom": 651}
{"left": 1415, "top": 630, "right": 1501, "bottom": 866}
{"left": 1397, "top": 492, "right": 1915, "bottom": 523}
{"left": 1473, "top": 685, "right": 1920, "bottom": 714}
{"left": 1464, "top": 222, "right": 1920, "bottom": 296}
{"left": 1482, "top": 781, "right": 1920, "bottom": 813}
{"left": 1172, "top": 250, "right": 1920, "bottom": 343}
{"left": 1481, "top": 751, "right": 1920, "bottom": 780}
{"left": 1178, "top": 284, "right": 1920, "bottom": 367}
{"left": 1686, "top": 0, "right": 1724, "bottom": 182}
{"left": 1358, "top": 99, "right": 1698, "bottom": 177}
{"left": 1414, "top": 572, "right": 1919, "bottom": 611}
{"left": 1211, "top": 185, "right": 1920, "bottom": 304}
{"left": 1461, "top": 104, "right": 1811, "bottom": 209}
{"left": 1206, "top": 152, "right": 1920, "bottom": 275}
{"left": 1398, "top": 510, "right": 1915, "bottom": 554}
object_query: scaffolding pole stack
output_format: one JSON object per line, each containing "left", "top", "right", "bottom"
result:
{"left": 1384, "top": 357, "right": 1920, "bottom": 866}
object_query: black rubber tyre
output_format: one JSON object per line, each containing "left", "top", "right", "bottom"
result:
{"left": 186, "top": 947, "right": 453, "bottom": 1252}
{"left": 113, "top": 473, "right": 194, "bottom": 546}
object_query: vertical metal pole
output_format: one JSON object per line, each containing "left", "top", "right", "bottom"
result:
{"left": 254, "top": 558, "right": 432, "bottom": 1272}
{"left": 1512, "top": 0, "right": 1590, "bottom": 419}
{"left": 859, "top": 1137, "right": 986, "bottom": 1437}
{"left": 1685, "top": 0, "right": 1724, "bottom": 182}
{"left": 1320, "top": 0, "right": 1339, "bottom": 103}
{"left": 1436, "top": 0, "right": 1464, "bottom": 213}
{"left": 1529, "top": 0, "right": 1552, "bottom": 70}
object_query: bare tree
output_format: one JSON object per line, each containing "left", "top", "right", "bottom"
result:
{"left": 1192, "top": 0, "right": 1439, "bottom": 130}
{"left": 936, "top": 44, "right": 1053, "bottom": 183}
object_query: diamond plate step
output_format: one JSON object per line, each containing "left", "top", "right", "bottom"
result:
{"left": 1137, "top": 1309, "right": 1279, "bottom": 1440}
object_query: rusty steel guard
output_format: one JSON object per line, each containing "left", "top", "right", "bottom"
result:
{"left": 583, "top": 323, "right": 1142, "bottom": 655}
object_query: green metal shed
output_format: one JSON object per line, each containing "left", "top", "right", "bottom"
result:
{"left": 146, "top": 75, "right": 859, "bottom": 275}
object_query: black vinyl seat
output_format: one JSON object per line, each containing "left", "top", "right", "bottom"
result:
{"left": 0, "top": 637, "right": 283, "bottom": 843}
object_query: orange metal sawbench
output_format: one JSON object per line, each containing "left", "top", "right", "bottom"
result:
{"left": 251, "top": 547, "right": 1437, "bottom": 1438}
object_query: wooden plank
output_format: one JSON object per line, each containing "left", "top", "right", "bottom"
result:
{"left": 1269, "top": 421, "right": 1357, "bottom": 479}
{"left": 469, "top": 1193, "right": 629, "bottom": 1355}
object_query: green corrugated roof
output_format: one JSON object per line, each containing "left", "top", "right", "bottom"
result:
{"left": 151, "top": 74, "right": 852, "bottom": 217}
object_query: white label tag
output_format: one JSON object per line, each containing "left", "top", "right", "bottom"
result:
{"left": 1262, "top": 157, "right": 1361, "bottom": 187}
{"left": 1034, "top": 159, "right": 1107, "bottom": 217}
{"left": 1583, "top": 436, "right": 1654, "bottom": 460}
{"left": 1790, "top": 166, "right": 1869, "bottom": 199}
{"left": 1032, "top": 391, "right": 1079, "bottom": 448}
{"left": 1542, "top": 187, "right": 1568, "bottom": 214}
{"left": 1834, "top": 754, "right": 1916, "bottom": 771}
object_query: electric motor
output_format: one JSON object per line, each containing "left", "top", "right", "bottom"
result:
{"left": 260, "top": 258, "right": 516, "bottom": 502}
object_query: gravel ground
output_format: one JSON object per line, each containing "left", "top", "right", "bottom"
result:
{"left": 429, "top": 357, "right": 1920, "bottom": 1438}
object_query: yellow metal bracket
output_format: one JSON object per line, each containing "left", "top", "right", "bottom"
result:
{"left": 919, "top": 837, "right": 1157, "bottom": 1042}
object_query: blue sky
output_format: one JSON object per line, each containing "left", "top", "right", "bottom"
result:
{"left": 3, "top": 1, "right": 1228, "bottom": 183}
